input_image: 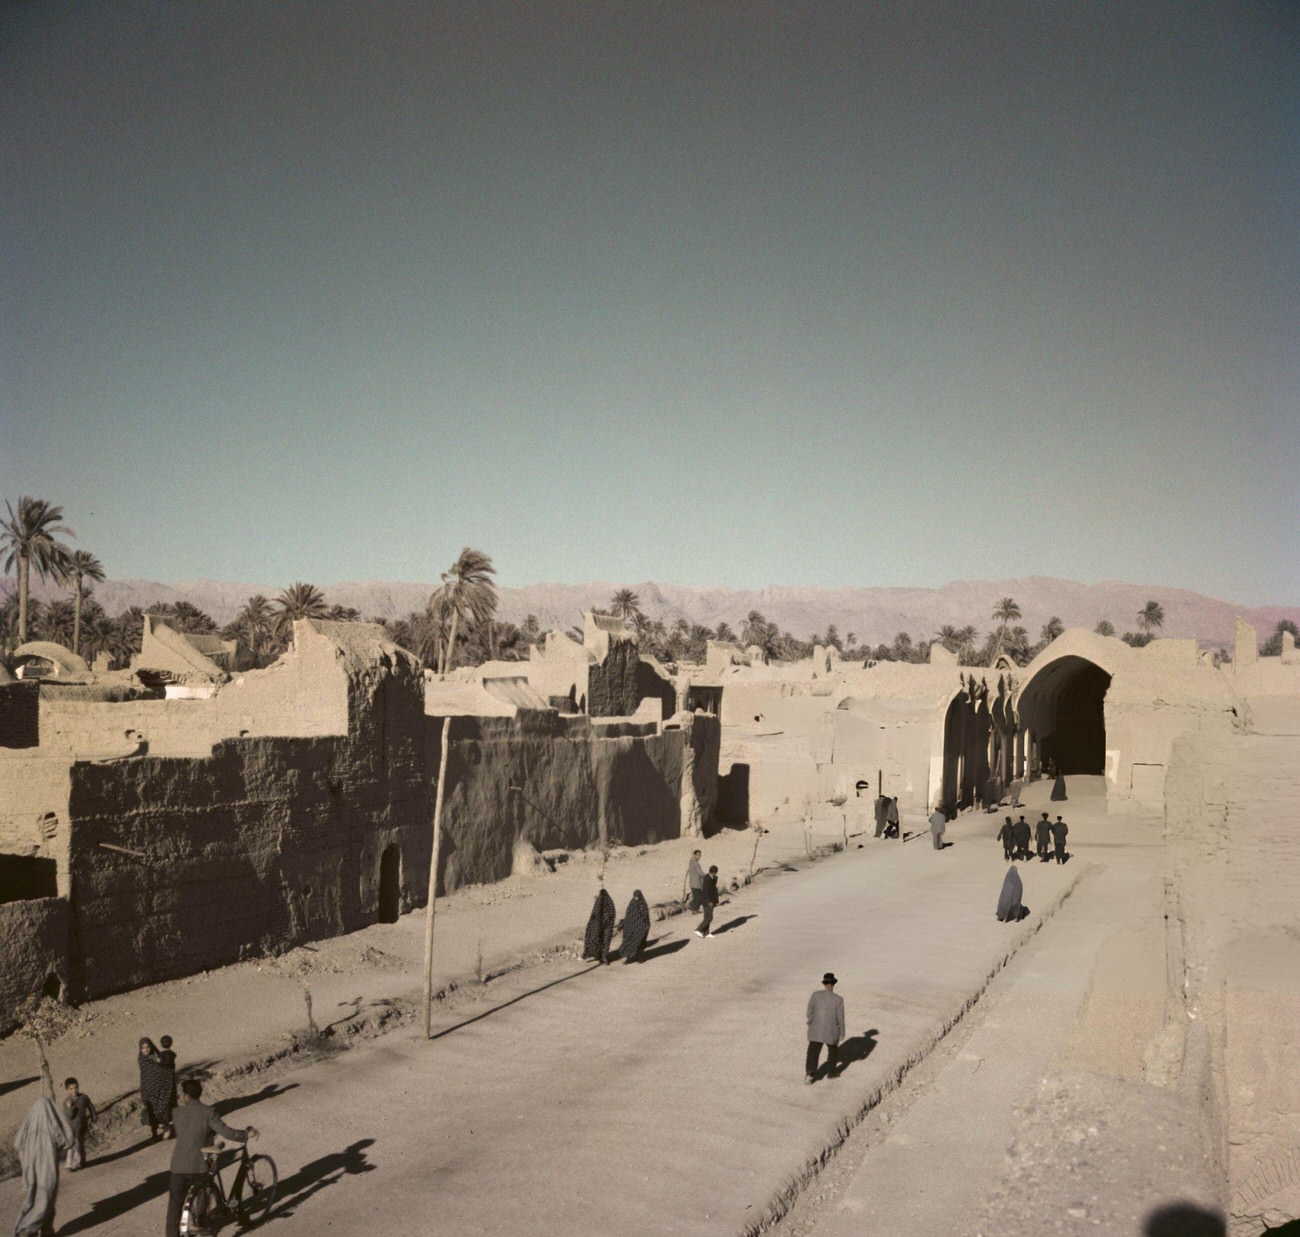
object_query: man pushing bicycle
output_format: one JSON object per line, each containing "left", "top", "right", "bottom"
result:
{"left": 165, "top": 1078, "right": 258, "bottom": 1237}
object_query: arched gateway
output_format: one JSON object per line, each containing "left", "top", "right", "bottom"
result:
{"left": 1016, "top": 654, "right": 1112, "bottom": 776}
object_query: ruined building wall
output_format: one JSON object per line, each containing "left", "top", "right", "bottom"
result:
{"left": 585, "top": 634, "right": 641, "bottom": 717}
{"left": 0, "top": 898, "right": 71, "bottom": 1034}
{"left": 1164, "top": 717, "right": 1300, "bottom": 1234}
{"left": 433, "top": 711, "right": 719, "bottom": 892}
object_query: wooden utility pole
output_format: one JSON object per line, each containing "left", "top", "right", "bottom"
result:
{"left": 423, "top": 717, "right": 451, "bottom": 1039}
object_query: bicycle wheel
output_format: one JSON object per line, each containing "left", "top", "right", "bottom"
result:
{"left": 237, "top": 1153, "right": 279, "bottom": 1226}
{"left": 180, "top": 1182, "right": 222, "bottom": 1235}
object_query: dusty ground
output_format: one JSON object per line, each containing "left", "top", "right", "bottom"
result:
{"left": 0, "top": 780, "right": 1235, "bottom": 1235}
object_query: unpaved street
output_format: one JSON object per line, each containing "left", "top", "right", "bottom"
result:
{"left": 3, "top": 780, "right": 1178, "bottom": 1235}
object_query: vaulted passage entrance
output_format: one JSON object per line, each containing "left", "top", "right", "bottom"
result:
{"left": 1018, "top": 656, "right": 1110, "bottom": 775}
{"left": 941, "top": 689, "right": 990, "bottom": 813}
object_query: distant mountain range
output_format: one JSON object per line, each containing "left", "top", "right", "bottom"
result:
{"left": 13, "top": 575, "right": 1299, "bottom": 649}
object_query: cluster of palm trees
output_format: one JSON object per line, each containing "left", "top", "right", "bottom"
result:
{"left": 1, "top": 496, "right": 108, "bottom": 657}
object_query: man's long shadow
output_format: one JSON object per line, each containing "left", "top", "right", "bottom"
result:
{"left": 0, "top": 1074, "right": 39, "bottom": 1098}
{"left": 57, "top": 1169, "right": 170, "bottom": 1235}
{"left": 632, "top": 937, "right": 689, "bottom": 963}
{"left": 834, "top": 1029, "right": 880, "bottom": 1073}
{"left": 215, "top": 1082, "right": 299, "bottom": 1118}
{"left": 262, "top": 1137, "right": 376, "bottom": 1224}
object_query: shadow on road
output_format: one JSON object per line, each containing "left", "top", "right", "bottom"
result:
{"left": 834, "top": 1029, "right": 880, "bottom": 1074}
{"left": 215, "top": 1081, "right": 300, "bottom": 1119}
{"left": 637, "top": 938, "right": 689, "bottom": 963}
{"left": 57, "top": 1169, "right": 170, "bottom": 1235}
{"left": 85, "top": 1134, "right": 160, "bottom": 1171}
{"left": 0, "top": 1075, "right": 38, "bottom": 1098}
{"left": 428, "top": 964, "right": 600, "bottom": 1041}
{"left": 711, "top": 915, "right": 757, "bottom": 936}
{"left": 266, "top": 1137, "right": 376, "bottom": 1222}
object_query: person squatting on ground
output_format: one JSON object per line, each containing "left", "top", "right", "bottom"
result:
{"left": 12, "top": 1095, "right": 72, "bottom": 1237}
{"left": 165, "top": 1078, "right": 258, "bottom": 1237}
{"left": 805, "top": 973, "right": 846, "bottom": 1083}
{"left": 1035, "top": 812, "right": 1052, "bottom": 862}
{"left": 684, "top": 850, "right": 704, "bottom": 911}
{"left": 1051, "top": 815, "right": 1069, "bottom": 863}
{"left": 997, "top": 816, "right": 1015, "bottom": 861}
{"left": 61, "top": 1077, "right": 95, "bottom": 1171}
{"left": 996, "top": 864, "right": 1025, "bottom": 922}
{"left": 620, "top": 890, "right": 651, "bottom": 962}
{"left": 582, "top": 888, "right": 617, "bottom": 964}
{"left": 137, "top": 1037, "right": 175, "bottom": 1140}
{"left": 695, "top": 865, "right": 719, "bottom": 938}
{"left": 1013, "top": 816, "right": 1032, "bottom": 861}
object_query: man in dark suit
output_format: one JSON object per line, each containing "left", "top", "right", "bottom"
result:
{"left": 165, "top": 1078, "right": 258, "bottom": 1237}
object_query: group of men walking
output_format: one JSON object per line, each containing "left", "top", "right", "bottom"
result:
{"left": 998, "top": 812, "right": 1068, "bottom": 863}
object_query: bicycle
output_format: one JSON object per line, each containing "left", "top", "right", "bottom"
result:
{"left": 179, "top": 1138, "right": 279, "bottom": 1234}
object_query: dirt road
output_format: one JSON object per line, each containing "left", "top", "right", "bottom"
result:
{"left": 2, "top": 790, "right": 1089, "bottom": 1235}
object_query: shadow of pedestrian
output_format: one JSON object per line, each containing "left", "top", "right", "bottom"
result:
{"left": 57, "top": 1169, "right": 170, "bottom": 1234}
{"left": 833, "top": 1029, "right": 879, "bottom": 1075}
{"left": 711, "top": 915, "right": 757, "bottom": 935}
{"left": 637, "top": 938, "right": 689, "bottom": 963}
{"left": 215, "top": 1082, "right": 299, "bottom": 1119}
{"left": 265, "top": 1137, "right": 376, "bottom": 1222}
{"left": 84, "top": 1134, "right": 159, "bottom": 1170}
{"left": 1142, "top": 1201, "right": 1225, "bottom": 1235}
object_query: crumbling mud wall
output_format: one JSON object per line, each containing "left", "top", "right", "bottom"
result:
{"left": 432, "top": 711, "right": 719, "bottom": 892}
{"left": 1165, "top": 718, "right": 1300, "bottom": 1235}
{"left": 0, "top": 897, "right": 71, "bottom": 1033}
{"left": 586, "top": 632, "right": 641, "bottom": 717}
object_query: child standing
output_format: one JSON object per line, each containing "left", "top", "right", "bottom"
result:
{"left": 62, "top": 1077, "right": 96, "bottom": 1170}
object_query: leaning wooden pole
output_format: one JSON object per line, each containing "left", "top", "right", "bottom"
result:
{"left": 423, "top": 717, "right": 451, "bottom": 1039}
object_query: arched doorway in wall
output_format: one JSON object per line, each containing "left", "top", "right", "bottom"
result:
{"left": 377, "top": 845, "right": 402, "bottom": 923}
{"left": 941, "top": 687, "right": 991, "bottom": 813}
{"left": 1017, "top": 655, "right": 1111, "bottom": 775}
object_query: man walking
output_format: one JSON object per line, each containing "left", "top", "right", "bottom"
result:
{"left": 684, "top": 850, "right": 704, "bottom": 911}
{"left": 997, "top": 816, "right": 1015, "bottom": 861}
{"left": 695, "top": 865, "right": 719, "bottom": 938}
{"left": 1035, "top": 812, "right": 1052, "bottom": 862}
{"left": 165, "top": 1078, "right": 257, "bottom": 1237}
{"left": 1051, "top": 815, "right": 1069, "bottom": 864}
{"left": 1013, "top": 815, "right": 1032, "bottom": 861}
{"left": 805, "top": 973, "right": 846, "bottom": 1083}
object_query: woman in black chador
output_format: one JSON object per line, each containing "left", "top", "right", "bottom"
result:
{"left": 136, "top": 1038, "right": 173, "bottom": 1140}
{"left": 1051, "top": 773, "right": 1068, "bottom": 801}
{"left": 996, "top": 865, "right": 1024, "bottom": 922}
{"left": 582, "top": 888, "right": 617, "bottom": 964}
{"left": 620, "top": 890, "right": 651, "bottom": 963}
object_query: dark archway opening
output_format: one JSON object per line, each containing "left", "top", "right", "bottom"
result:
{"left": 377, "top": 845, "right": 401, "bottom": 923}
{"left": 941, "top": 693, "right": 990, "bottom": 813}
{"left": 1019, "top": 656, "right": 1111, "bottom": 776}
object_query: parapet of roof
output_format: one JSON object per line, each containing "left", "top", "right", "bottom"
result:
{"left": 12, "top": 641, "right": 91, "bottom": 679}
{"left": 425, "top": 679, "right": 520, "bottom": 717}
{"left": 481, "top": 675, "right": 550, "bottom": 711}
{"left": 296, "top": 618, "right": 423, "bottom": 675}
{"left": 136, "top": 616, "right": 226, "bottom": 681}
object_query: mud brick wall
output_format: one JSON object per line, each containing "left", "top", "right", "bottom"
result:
{"left": 433, "top": 710, "right": 719, "bottom": 892}
{"left": 0, "top": 897, "right": 71, "bottom": 1033}
{"left": 65, "top": 658, "right": 430, "bottom": 1000}
{"left": 586, "top": 636, "right": 641, "bottom": 717}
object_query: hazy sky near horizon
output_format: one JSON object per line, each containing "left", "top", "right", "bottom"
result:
{"left": 2, "top": 2, "right": 1297, "bottom": 605}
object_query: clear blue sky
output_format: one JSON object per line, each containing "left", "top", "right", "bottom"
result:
{"left": 2, "top": 2, "right": 1297, "bottom": 605}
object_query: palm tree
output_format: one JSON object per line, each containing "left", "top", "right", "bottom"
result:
{"left": 1136, "top": 600, "right": 1165, "bottom": 636}
{"left": 1094, "top": 619, "right": 1116, "bottom": 637}
{"left": 435, "top": 548, "right": 496, "bottom": 676}
{"left": 225, "top": 595, "right": 274, "bottom": 656}
{"left": 1, "top": 497, "right": 75, "bottom": 644}
{"left": 1041, "top": 616, "right": 1064, "bottom": 645}
{"left": 273, "top": 582, "right": 330, "bottom": 643}
{"left": 170, "top": 601, "right": 217, "bottom": 634}
{"left": 609, "top": 589, "right": 641, "bottom": 623}
{"left": 714, "top": 620, "right": 736, "bottom": 645}
{"left": 935, "top": 624, "right": 961, "bottom": 653}
{"left": 992, "top": 597, "right": 1021, "bottom": 626}
{"left": 67, "top": 550, "right": 105, "bottom": 658}
{"left": 520, "top": 614, "right": 541, "bottom": 646}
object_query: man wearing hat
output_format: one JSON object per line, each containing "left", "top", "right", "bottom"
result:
{"left": 805, "top": 973, "right": 846, "bottom": 1083}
